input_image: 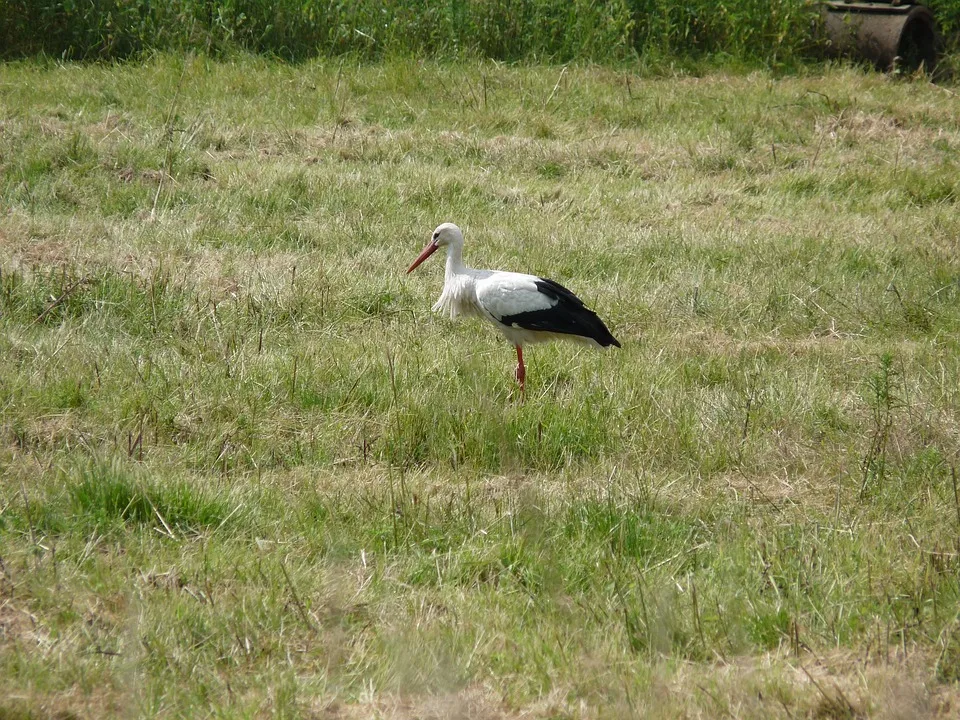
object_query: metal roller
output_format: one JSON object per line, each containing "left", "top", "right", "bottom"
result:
{"left": 821, "top": 2, "right": 939, "bottom": 72}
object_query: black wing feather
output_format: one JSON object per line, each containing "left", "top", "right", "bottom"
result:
{"left": 499, "top": 278, "right": 621, "bottom": 348}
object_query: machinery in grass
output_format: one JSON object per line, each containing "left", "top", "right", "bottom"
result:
{"left": 821, "top": 1, "right": 939, "bottom": 72}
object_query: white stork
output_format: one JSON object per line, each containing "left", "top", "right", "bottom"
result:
{"left": 406, "top": 222, "right": 620, "bottom": 391}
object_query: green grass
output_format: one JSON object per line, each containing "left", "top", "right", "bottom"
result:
{"left": 0, "top": 0, "right": 827, "bottom": 64}
{"left": 2, "top": 55, "right": 960, "bottom": 717}
{"left": 6, "top": 0, "right": 960, "bottom": 66}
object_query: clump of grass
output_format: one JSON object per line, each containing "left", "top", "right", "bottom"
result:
{"left": 13, "top": 458, "right": 235, "bottom": 536}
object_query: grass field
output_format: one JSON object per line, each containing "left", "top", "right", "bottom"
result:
{"left": 2, "top": 55, "right": 960, "bottom": 718}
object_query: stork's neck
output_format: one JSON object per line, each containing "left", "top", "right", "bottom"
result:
{"left": 444, "top": 241, "right": 467, "bottom": 280}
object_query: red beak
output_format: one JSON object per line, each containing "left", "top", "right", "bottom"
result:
{"left": 406, "top": 241, "right": 439, "bottom": 273}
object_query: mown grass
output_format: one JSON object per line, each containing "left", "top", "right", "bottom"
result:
{"left": 1, "top": 55, "right": 960, "bottom": 717}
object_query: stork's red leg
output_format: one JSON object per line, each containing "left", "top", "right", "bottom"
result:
{"left": 515, "top": 345, "right": 526, "bottom": 392}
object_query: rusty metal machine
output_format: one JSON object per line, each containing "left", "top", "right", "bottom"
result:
{"left": 821, "top": 1, "right": 939, "bottom": 71}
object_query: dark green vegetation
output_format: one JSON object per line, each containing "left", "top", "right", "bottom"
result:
{"left": 5, "top": 1, "right": 960, "bottom": 71}
{"left": 0, "top": 0, "right": 850, "bottom": 63}
{"left": 2, "top": 56, "right": 960, "bottom": 717}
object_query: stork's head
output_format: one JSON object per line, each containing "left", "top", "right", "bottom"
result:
{"left": 406, "top": 223, "right": 463, "bottom": 273}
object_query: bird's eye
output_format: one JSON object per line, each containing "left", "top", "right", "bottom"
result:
{"left": 432, "top": 233, "right": 439, "bottom": 241}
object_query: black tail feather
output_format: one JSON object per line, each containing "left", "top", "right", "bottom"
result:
{"left": 499, "top": 278, "right": 621, "bottom": 347}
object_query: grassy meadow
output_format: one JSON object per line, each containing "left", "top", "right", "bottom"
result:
{"left": 2, "top": 55, "right": 960, "bottom": 718}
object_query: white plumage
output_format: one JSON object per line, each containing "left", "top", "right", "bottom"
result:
{"left": 407, "top": 223, "right": 620, "bottom": 391}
